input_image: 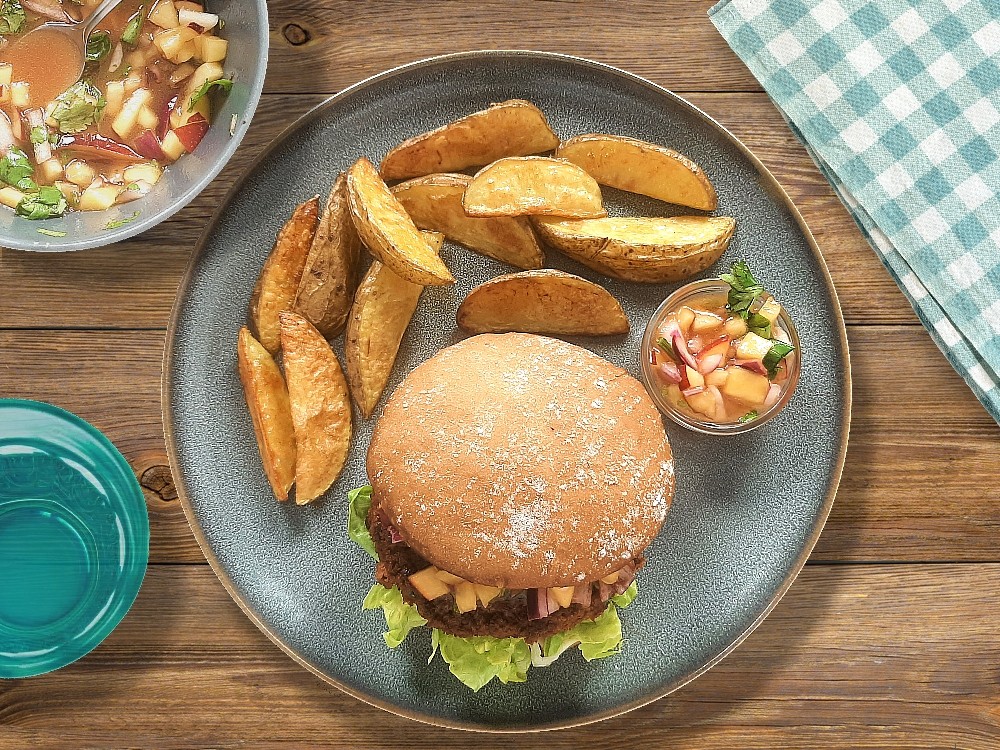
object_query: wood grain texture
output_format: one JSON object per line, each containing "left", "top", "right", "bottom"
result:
{"left": 264, "top": 1, "right": 761, "bottom": 95}
{"left": 1, "top": 564, "right": 998, "bottom": 748}
{"left": 0, "top": 91, "right": 914, "bottom": 329}
{"left": 1, "top": 326, "right": 996, "bottom": 564}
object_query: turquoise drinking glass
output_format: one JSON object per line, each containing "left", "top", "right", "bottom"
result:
{"left": 0, "top": 399, "right": 149, "bottom": 678}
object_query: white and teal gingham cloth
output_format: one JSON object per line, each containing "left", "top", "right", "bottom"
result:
{"left": 709, "top": 0, "right": 1000, "bottom": 423}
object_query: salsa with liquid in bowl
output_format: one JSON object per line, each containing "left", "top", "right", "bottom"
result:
{"left": 0, "top": 0, "right": 230, "bottom": 221}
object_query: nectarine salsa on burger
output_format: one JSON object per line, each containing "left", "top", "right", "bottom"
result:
{"left": 0, "top": 0, "right": 229, "bottom": 220}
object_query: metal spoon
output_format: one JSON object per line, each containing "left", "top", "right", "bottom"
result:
{"left": 5, "top": 0, "right": 126, "bottom": 101}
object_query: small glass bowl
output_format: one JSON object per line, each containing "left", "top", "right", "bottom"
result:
{"left": 640, "top": 279, "right": 801, "bottom": 435}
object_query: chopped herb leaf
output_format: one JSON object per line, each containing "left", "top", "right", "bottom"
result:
{"left": 0, "top": 147, "right": 36, "bottom": 191}
{"left": 104, "top": 210, "right": 140, "bottom": 230}
{"left": 762, "top": 341, "right": 795, "bottom": 379}
{"left": 746, "top": 312, "right": 772, "bottom": 338}
{"left": 720, "top": 261, "right": 766, "bottom": 317}
{"left": 37, "top": 228, "right": 67, "bottom": 237}
{"left": 29, "top": 125, "right": 46, "bottom": 146}
{"left": 0, "top": 0, "right": 24, "bottom": 34}
{"left": 86, "top": 30, "right": 112, "bottom": 61}
{"left": 656, "top": 336, "right": 675, "bottom": 359}
{"left": 738, "top": 410, "right": 758, "bottom": 423}
{"left": 51, "top": 81, "right": 106, "bottom": 134}
{"left": 16, "top": 186, "right": 67, "bottom": 220}
{"left": 118, "top": 63, "right": 132, "bottom": 80}
{"left": 121, "top": 5, "right": 145, "bottom": 45}
{"left": 188, "top": 77, "right": 233, "bottom": 111}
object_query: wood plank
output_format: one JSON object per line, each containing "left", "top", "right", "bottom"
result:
{"left": 0, "top": 93, "right": 913, "bottom": 330}
{"left": 263, "top": 1, "right": 761, "bottom": 95}
{"left": 0, "top": 326, "right": 996, "bottom": 564}
{"left": 1, "top": 563, "right": 997, "bottom": 748}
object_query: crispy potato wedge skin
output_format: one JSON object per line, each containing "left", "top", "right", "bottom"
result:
{"left": 535, "top": 215, "right": 735, "bottom": 283}
{"left": 347, "top": 157, "right": 455, "bottom": 287}
{"left": 237, "top": 327, "right": 296, "bottom": 501}
{"left": 457, "top": 269, "right": 629, "bottom": 336}
{"left": 556, "top": 134, "right": 718, "bottom": 211}
{"left": 380, "top": 100, "right": 560, "bottom": 181}
{"left": 344, "top": 260, "right": 424, "bottom": 418}
{"left": 293, "top": 173, "right": 363, "bottom": 339}
{"left": 249, "top": 197, "right": 321, "bottom": 353}
{"left": 463, "top": 157, "right": 607, "bottom": 219}
{"left": 392, "top": 173, "right": 544, "bottom": 270}
{"left": 278, "top": 312, "right": 352, "bottom": 504}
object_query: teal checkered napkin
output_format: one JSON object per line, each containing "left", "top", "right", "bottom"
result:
{"left": 709, "top": 0, "right": 1000, "bottom": 423}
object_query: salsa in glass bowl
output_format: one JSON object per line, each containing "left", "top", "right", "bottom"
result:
{"left": 640, "top": 262, "right": 800, "bottom": 434}
{"left": 0, "top": 0, "right": 231, "bottom": 221}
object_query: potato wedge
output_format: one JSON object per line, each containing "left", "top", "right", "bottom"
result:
{"left": 347, "top": 157, "right": 455, "bottom": 286}
{"left": 457, "top": 269, "right": 628, "bottom": 336}
{"left": 237, "top": 327, "right": 296, "bottom": 501}
{"left": 463, "top": 157, "right": 606, "bottom": 219}
{"left": 380, "top": 99, "right": 560, "bottom": 181}
{"left": 293, "top": 173, "right": 363, "bottom": 339}
{"left": 249, "top": 197, "right": 321, "bottom": 353}
{"left": 556, "top": 134, "right": 717, "bottom": 211}
{"left": 534, "top": 215, "right": 735, "bottom": 283}
{"left": 278, "top": 312, "right": 352, "bottom": 504}
{"left": 392, "top": 173, "right": 544, "bottom": 270}
{"left": 344, "top": 260, "right": 424, "bottom": 418}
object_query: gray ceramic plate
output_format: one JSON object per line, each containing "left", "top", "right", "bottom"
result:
{"left": 164, "top": 51, "right": 851, "bottom": 732}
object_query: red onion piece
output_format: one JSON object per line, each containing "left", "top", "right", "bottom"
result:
{"left": 671, "top": 329, "right": 698, "bottom": 369}
{"left": 133, "top": 129, "right": 166, "bottom": 161}
{"left": 612, "top": 563, "right": 637, "bottom": 595}
{"left": 707, "top": 384, "right": 726, "bottom": 418}
{"left": 527, "top": 588, "right": 550, "bottom": 620}
{"left": 0, "top": 110, "right": 13, "bottom": 154}
{"left": 687, "top": 336, "right": 704, "bottom": 354}
{"left": 682, "top": 385, "right": 705, "bottom": 398}
{"left": 571, "top": 584, "right": 593, "bottom": 608}
{"left": 658, "top": 361, "right": 681, "bottom": 384}
{"left": 387, "top": 525, "right": 405, "bottom": 544}
{"left": 56, "top": 133, "right": 145, "bottom": 162}
{"left": 764, "top": 383, "right": 782, "bottom": 408}
{"left": 597, "top": 581, "right": 615, "bottom": 602}
{"left": 697, "top": 352, "right": 724, "bottom": 375}
{"left": 738, "top": 360, "right": 769, "bottom": 376}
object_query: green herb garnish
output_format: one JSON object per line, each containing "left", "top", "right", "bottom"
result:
{"left": 51, "top": 81, "right": 106, "bottom": 134}
{"left": 0, "top": 147, "right": 36, "bottom": 191}
{"left": 738, "top": 410, "right": 758, "bottom": 423}
{"left": 656, "top": 336, "right": 675, "bottom": 359}
{"left": 121, "top": 5, "right": 144, "bottom": 45}
{"left": 16, "top": 186, "right": 67, "bottom": 220}
{"left": 188, "top": 77, "right": 233, "bottom": 111}
{"left": 0, "top": 0, "right": 25, "bottom": 34}
{"left": 29, "top": 125, "right": 46, "bottom": 146}
{"left": 746, "top": 312, "right": 772, "bottom": 338}
{"left": 37, "top": 228, "right": 67, "bottom": 237}
{"left": 85, "top": 30, "right": 112, "bottom": 61}
{"left": 762, "top": 341, "right": 795, "bottom": 378}
{"left": 104, "top": 210, "right": 140, "bottom": 230}
{"left": 720, "top": 261, "right": 765, "bottom": 316}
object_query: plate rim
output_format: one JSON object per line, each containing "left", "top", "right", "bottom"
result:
{"left": 161, "top": 49, "right": 853, "bottom": 732}
{"left": 0, "top": 397, "right": 149, "bottom": 678}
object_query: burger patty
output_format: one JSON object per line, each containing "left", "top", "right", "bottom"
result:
{"left": 368, "top": 504, "right": 640, "bottom": 642}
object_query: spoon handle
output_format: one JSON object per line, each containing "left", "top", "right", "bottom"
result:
{"left": 82, "top": 0, "right": 127, "bottom": 36}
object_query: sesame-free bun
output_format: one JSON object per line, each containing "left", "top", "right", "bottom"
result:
{"left": 367, "top": 333, "right": 674, "bottom": 589}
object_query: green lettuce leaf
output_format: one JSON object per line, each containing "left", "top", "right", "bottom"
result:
{"left": 611, "top": 580, "right": 638, "bottom": 608}
{"left": 0, "top": 0, "right": 25, "bottom": 34}
{"left": 347, "top": 485, "right": 377, "bottom": 560}
{"left": 429, "top": 629, "right": 531, "bottom": 692}
{"left": 362, "top": 584, "right": 426, "bottom": 649}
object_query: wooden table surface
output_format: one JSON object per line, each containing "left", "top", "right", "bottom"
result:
{"left": 2, "top": 2, "right": 999, "bottom": 747}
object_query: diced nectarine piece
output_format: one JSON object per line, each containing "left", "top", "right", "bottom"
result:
{"left": 685, "top": 389, "right": 718, "bottom": 418}
{"left": 725, "top": 316, "right": 748, "bottom": 338}
{"left": 685, "top": 366, "right": 704, "bottom": 389}
{"left": 721, "top": 367, "right": 770, "bottom": 406}
{"left": 454, "top": 582, "right": 478, "bottom": 613}
{"left": 549, "top": 586, "right": 575, "bottom": 608}
{"left": 691, "top": 312, "right": 723, "bottom": 334}
{"left": 705, "top": 368, "right": 729, "bottom": 387}
{"left": 736, "top": 332, "right": 773, "bottom": 362}
{"left": 676, "top": 306, "right": 695, "bottom": 336}
{"left": 434, "top": 569, "right": 465, "bottom": 586}
{"left": 408, "top": 567, "right": 450, "bottom": 600}
{"left": 0, "top": 186, "right": 24, "bottom": 209}
{"left": 149, "top": 0, "right": 179, "bottom": 28}
{"left": 759, "top": 298, "right": 782, "bottom": 324}
{"left": 474, "top": 584, "right": 502, "bottom": 607}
